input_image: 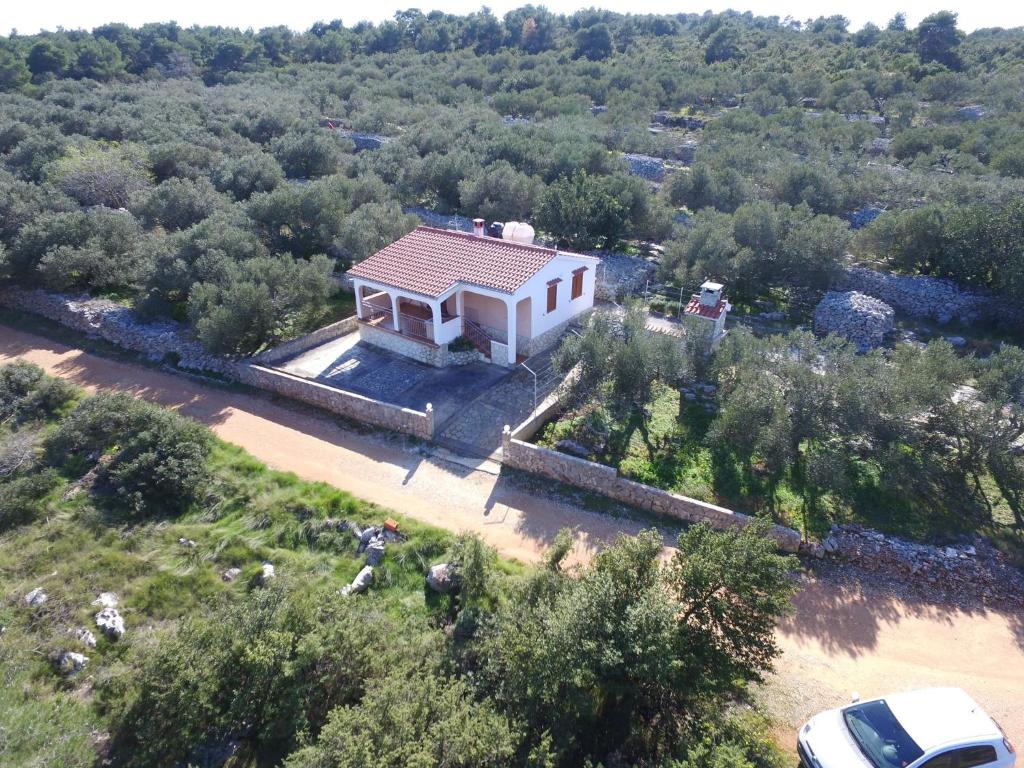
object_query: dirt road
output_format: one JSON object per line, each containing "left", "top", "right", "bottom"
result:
{"left": 2, "top": 324, "right": 1022, "bottom": 749}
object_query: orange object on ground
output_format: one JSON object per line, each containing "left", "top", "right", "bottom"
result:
{"left": 383, "top": 518, "right": 399, "bottom": 532}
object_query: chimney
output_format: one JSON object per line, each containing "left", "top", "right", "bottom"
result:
{"left": 699, "top": 280, "right": 724, "bottom": 307}
{"left": 473, "top": 218, "right": 485, "bottom": 237}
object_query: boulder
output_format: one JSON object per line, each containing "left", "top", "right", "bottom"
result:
{"left": 95, "top": 607, "right": 125, "bottom": 640}
{"left": 426, "top": 563, "right": 458, "bottom": 594}
{"left": 221, "top": 567, "right": 242, "bottom": 582}
{"left": 340, "top": 565, "right": 374, "bottom": 596}
{"left": 69, "top": 627, "right": 97, "bottom": 648}
{"left": 55, "top": 650, "right": 89, "bottom": 676}
{"left": 24, "top": 587, "right": 47, "bottom": 607}
{"left": 257, "top": 562, "right": 276, "bottom": 585}
{"left": 92, "top": 592, "right": 119, "bottom": 609}
{"left": 364, "top": 537, "right": 386, "bottom": 566}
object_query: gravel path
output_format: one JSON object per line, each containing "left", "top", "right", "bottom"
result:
{"left": 2, "top": 323, "right": 1022, "bottom": 752}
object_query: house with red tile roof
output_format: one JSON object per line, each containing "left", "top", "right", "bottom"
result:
{"left": 681, "top": 280, "right": 730, "bottom": 351}
{"left": 347, "top": 222, "right": 599, "bottom": 366}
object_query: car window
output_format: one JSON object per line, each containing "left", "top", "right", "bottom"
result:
{"left": 956, "top": 745, "right": 997, "bottom": 767}
{"left": 921, "top": 753, "right": 956, "bottom": 768}
{"left": 920, "top": 746, "right": 998, "bottom": 768}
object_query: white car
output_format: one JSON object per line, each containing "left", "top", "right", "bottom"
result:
{"left": 797, "top": 687, "right": 1016, "bottom": 768}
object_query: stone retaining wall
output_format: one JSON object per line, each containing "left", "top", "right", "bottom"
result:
{"left": 243, "top": 365, "right": 434, "bottom": 440}
{"left": 252, "top": 316, "right": 358, "bottom": 365}
{"left": 502, "top": 424, "right": 800, "bottom": 552}
{"left": 357, "top": 322, "right": 445, "bottom": 366}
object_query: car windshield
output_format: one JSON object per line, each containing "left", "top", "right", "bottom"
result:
{"left": 843, "top": 700, "right": 924, "bottom": 768}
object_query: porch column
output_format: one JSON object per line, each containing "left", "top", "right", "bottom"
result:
{"left": 389, "top": 292, "right": 400, "bottom": 331}
{"left": 505, "top": 299, "right": 517, "bottom": 365}
{"left": 354, "top": 283, "right": 365, "bottom": 320}
{"left": 429, "top": 300, "right": 442, "bottom": 344}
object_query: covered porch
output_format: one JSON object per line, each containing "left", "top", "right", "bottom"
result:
{"left": 352, "top": 279, "right": 529, "bottom": 366}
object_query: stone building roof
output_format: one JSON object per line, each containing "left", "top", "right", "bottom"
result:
{"left": 347, "top": 226, "right": 570, "bottom": 299}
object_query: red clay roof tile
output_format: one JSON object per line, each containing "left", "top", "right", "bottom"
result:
{"left": 684, "top": 295, "right": 727, "bottom": 319}
{"left": 347, "top": 226, "right": 563, "bottom": 298}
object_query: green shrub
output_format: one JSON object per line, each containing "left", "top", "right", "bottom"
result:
{"left": 0, "top": 361, "right": 76, "bottom": 424}
{"left": 45, "top": 393, "right": 212, "bottom": 516}
{"left": 0, "top": 469, "right": 59, "bottom": 532}
{"left": 449, "top": 335, "right": 475, "bottom": 353}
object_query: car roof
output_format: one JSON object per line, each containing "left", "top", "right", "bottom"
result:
{"left": 880, "top": 688, "right": 1000, "bottom": 752}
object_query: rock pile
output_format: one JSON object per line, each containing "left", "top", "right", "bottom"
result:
{"left": 0, "top": 288, "right": 243, "bottom": 377}
{"left": 652, "top": 111, "right": 706, "bottom": 130}
{"left": 621, "top": 153, "right": 669, "bottom": 181}
{"left": 814, "top": 291, "right": 895, "bottom": 350}
{"left": 809, "top": 524, "right": 1024, "bottom": 609}
{"left": 404, "top": 206, "right": 475, "bottom": 233}
{"left": 590, "top": 251, "right": 657, "bottom": 302}
{"left": 338, "top": 520, "right": 404, "bottom": 596}
{"left": 847, "top": 206, "right": 883, "bottom": 229}
{"left": 335, "top": 129, "right": 391, "bottom": 151}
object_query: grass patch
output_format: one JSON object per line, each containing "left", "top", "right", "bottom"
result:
{"left": 0, "top": 408, "right": 488, "bottom": 766}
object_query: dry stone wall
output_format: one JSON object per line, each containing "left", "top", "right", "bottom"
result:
{"left": 1, "top": 287, "right": 436, "bottom": 441}
{"left": 840, "top": 265, "right": 1024, "bottom": 327}
{"left": 502, "top": 427, "right": 801, "bottom": 552}
{"left": 0, "top": 288, "right": 244, "bottom": 377}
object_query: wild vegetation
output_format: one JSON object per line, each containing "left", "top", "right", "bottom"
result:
{"left": 549, "top": 307, "right": 1024, "bottom": 546}
{"left": 1, "top": 8, "right": 1024, "bottom": 356}
{"left": 1, "top": 361, "right": 797, "bottom": 767}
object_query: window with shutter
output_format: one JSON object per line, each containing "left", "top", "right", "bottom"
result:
{"left": 571, "top": 267, "right": 586, "bottom": 300}
{"left": 547, "top": 281, "right": 558, "bottom": 312}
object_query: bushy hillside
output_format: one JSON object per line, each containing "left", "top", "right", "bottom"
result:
{"left": 1, "top": 8, "right": 1023, "bottom": 356}
{"left": 0, "top": 361, "right": 797, "bottom": 767}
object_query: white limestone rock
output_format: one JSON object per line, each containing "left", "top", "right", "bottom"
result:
{"left": 95, "top": 607, "right": 125, "bottom": 640}
{"left": 426, "top": 563, "right": 457, "bottom": 594}
{"left": 55, "top": 650, "right": 89, "bottom": 675}
{"left": 69, "top": 627, "right": 97, "bottom": 648}
{"left": 340, "top": 566, "right": 374, "bottom": 596}
{"left": 24, "top": 587, "right": 47, "bottom": 607}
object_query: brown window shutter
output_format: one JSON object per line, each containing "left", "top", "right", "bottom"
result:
{"left": 571, "top": 269, "right": 584, "bottom": 299}
{"left": 547, "top": 281, "right": 558, "bottom": 312}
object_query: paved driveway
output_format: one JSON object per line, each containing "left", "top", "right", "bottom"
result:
{"left": 279, "top": 334, "right": 541, "bottom": 458}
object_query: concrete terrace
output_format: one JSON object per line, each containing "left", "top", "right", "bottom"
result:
{"left": 277, "top": 335, "right": 559, "bottom": 459}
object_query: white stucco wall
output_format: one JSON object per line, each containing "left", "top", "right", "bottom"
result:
{"left": 463, "top": 291, "right": 507, "bottom": 337}
{"left": 516, "top": 296, "right": 532, "bottom": 337}
{"left": 525, "top": 254, "right": 598, "bottom": 338}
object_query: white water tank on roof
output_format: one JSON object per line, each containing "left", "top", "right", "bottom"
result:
{"left": 502, "top": 221, "right": 535, "bottom": 245}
